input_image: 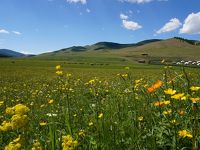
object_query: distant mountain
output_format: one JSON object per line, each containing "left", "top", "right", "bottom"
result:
{"left": 0, "top": 49, "right": 25, "bottom": 57}
{"left": 47, "top": 39, "right": 161, "bottom": 54}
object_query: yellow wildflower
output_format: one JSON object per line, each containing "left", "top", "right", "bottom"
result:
{"left": 88, "top": 122, "right": 93, "bottom": 126}
{"left": 66, "top": 73, "right": 72, "bottom": 77}
{"left": 0, "top": 121, "right": 12, "bottom": 132}
{"left": 14, "top": 104, "right": 30, "bottom": 115}
{"left": 78, "top": 129, "right": 85, "bottom": 137}
{"left": 178, "top": 130, "right": 193, "bottom": 138}
{"left": 6, "top": 104, "right": 30, "bottom": 115}
{"left": 62, "top": 135, "right": 78, "bottom": 150}
{"left": 48, "top": 99, "right": 54, "bottom": 104}
{"left": 171, "top": 93, "right": 185, "bottom": 100}
{"left": 121, "top": 74, "right": 128, "bottom": 77}
{"left": 88, "top": 79, "right": 95, "bottom": 85}
{"left": 98, "top": 113, "right": 103, "bottom": 119}
{"left": 164, "top": 88, "right": 176, "bottom": 95}
{"left": 31, "top": 140, "right": 42, "bottom": 150}
{"left": 170, "top": 119, "right": 176, "bottom": 124}
{"left": 138, "top": 116, "right": 143, "bottom": 121}
{"left": 190, "top": 86, "right": 200, "bottom": 91}
{"left": 163, "top": 109, "right": 172, "bottom": 115}
{"left": 154, "top": 100, "right": 170, "bottom": 107}
{"left": 6, "top": 107, "right": 15, "bottom": 115}
{"left": 56, "top": 70, "right": 63, "bottom": 75}
{"left": 56, "top": 65, "right": 61, "bottom": 70}
{"left": 190, "top": 97, "right": 200, "bottom": 103}
{"left": 0, "top": 101, "right": 4, "bottom": 106}
{"left": 11, "top": 114, "right": 29, "bottom": 130}
{"left": 39, "top": 121, "right": 47, "bottom": 126}
{"left": 4, "top": 135, "right": 22, "bottom": 150}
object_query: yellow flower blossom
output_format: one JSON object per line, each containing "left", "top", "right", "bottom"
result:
{"left": 0, "top": 101, "right": 4, "bottom": 106}
{"left": 170, "top": 119, "right": 176, "bottom": 124}
{"left": 39, "top": 121, "right": 47, "bottom": 126}
{"left": 31, "top": 140, "right": 42, "bottom": 150}
{"left": 78, "top": 129, "right": 85, "bottom": 137}
{"left": 171, "top": 93, "right": 185, "bottom": 100}
{"left": 88, "top": 79, "right": 95, "bottom": 85}
{"left": 163, "top": 109, "right": 172, "bottom": 115}
{"left": 4, "top": 135, "right": 22, "bottom": 150}
{"left": 190, "top": 86, "right": 200, "bottom": 91}
{"left": 121, "top": 74, "right": 128, "bottom": 77}
{"left": 6, "top": 107, "right": 15, "bottom": 115}
{"left": 11, "top": 114, "right": 29, "bottom": 129}
{"left": 48, "top": 99, "right": 54, "bottom": 104}
{"left": 164, "top": 88, "right": 176, "bottom": 95}
{"left": 138, "top": 116, "right": 143, "bottom": 121}
{"left": 88, "top": 122, "right": 93, "bottom": 126}
{"left": 98, "top": 113, "right": 103, "bottom": 119}
{"left": 62, "top": 135, "right": 78, "bottom": 150}
{"left": 154, "top": 100, "right": 170, "bottom": 107}
{"left": 190, "top": 97, "right": 200, "bottom": 103}
{"left": 0, "top": 121, "right": 12, "bottom": 132}
{"left": 14, "top": 104, "right": 30, "bottom": 115}
{"left": 178, "top": 130, "right": 193, "bottom": 138}
{"left": 56, "top": 65, "right": 61, "bottom": 70}
{"left": 56, "top": 70, "right": 63, "bottom": 75}
{"left": 6, "top": 104, "right": 30, "bottom": 115}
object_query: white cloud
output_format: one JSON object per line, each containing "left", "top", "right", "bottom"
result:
{"left": 180, "top": 12, "right": 200, "bottom": 34}
{"left": 119, "top": 0, "right": 168, "bottom": 3}
{"left": 120, "top": 13, "right": 129, "bottom": 20}
{"left": 0, "top": 29, "right": 9, "bottom": 34}
{"left": 12, "top": 31, "right": 21, "bottom": 35}
{"left": 122, "top": 20, "right": 142, "bottom": 30}
{"left": 66, "top": 0, "right": 87, "bottom": 4}
{"left": 86, "top": 8, "right": 91, "bottom": 13}
{"left": 156, "top": 18, "right": 181, "bottom": 34}
{"left": 120, "top": 0, "right": 153, "bottom": 4}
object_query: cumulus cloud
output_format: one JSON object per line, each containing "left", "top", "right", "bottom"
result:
{"left": 12, "top": 31, "right": 22, "bottom": 35}
{"left": 156, "top": 18, "right": 181, "bottom": 34}
{"left": 122, "top": 20, "right": 142, "bottom": 30}
{"left": 119, "top": 13, "right": 142, "bottom": 31}
{"left": 180, "top": 12, "right": 200, "bottom": 34}
{"left": 120, "top": 13, "right": 129, "bottom": 20}
{"left": 66, "top": 0, "right": 87, "bottom": 4}
{"left": 0, "top": 29, "right": 9, "bottom": 34}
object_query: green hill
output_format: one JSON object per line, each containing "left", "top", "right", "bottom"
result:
{"left": 36, "top": 38, "right": 200, "bottom": 64}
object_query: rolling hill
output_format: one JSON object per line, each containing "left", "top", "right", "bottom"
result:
{"left": 0, "top": 49, "right": 25, "bottom": 57}
{"left": 36, "top": 37, "right": 200, "bottom": 65}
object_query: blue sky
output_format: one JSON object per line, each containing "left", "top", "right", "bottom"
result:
{"left": 0, "top": 0, "right": 200, "bottom": 54}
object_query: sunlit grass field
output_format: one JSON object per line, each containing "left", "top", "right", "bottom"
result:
{"left": 0, "top": 58, "right": 200, "bottom": 149}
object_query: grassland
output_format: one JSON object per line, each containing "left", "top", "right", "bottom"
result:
{"left": 0, "top": 57, "right": 200, "bottom": 149}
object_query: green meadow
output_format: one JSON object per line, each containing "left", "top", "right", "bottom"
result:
{"left": 0, "top": 57, "right": 200, "bottom": 149}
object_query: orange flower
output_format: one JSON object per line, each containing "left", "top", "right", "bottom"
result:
{"left": 154, "top": 100, "right": 170, "bottom": 107}
{"left": 147, "top": 80, "right": 162, "bottom": 93}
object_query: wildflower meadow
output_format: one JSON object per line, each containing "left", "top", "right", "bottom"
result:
{"left": 0, "top": 62, "right": 200, "bottom": 150}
